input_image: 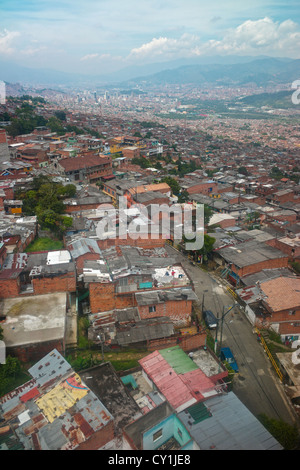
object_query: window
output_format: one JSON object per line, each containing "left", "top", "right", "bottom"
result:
{"left": 149, "top": 306, "right": 156, "bottom": 313}
{"left": 153, "top": 429, "right": 163, "bottom": 442}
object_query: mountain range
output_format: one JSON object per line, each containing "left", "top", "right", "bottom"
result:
{"left": 122, "top": 58, "right": 300, "bottom": 88}
{"left": 0, "top": 56, "right": 299, "bottom": 89}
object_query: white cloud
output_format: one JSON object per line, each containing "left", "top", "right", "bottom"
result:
{"left": 0, "top": 29, "right": 20, "bottom": 55}
{"left": 127, "top": 18, "right": 300, "bottom": 61}
{"left": 80, "top": 53, "right": 99, "bottom": 61}
{"left": 128, "top": 34, "right": 200, "bottom": 60}
{"left": 20, "top": 46, "right": 46, "bottom": 56}
{"left": 203, "top": 17, "right": 300, "bottom": 56}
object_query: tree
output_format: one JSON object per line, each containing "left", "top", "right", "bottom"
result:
{"left": 58, "top": 183, "right": 77, "bottom": 198}
{"left": 47, "top": 116, "right": 65, "bottom": 134}
{"left": 238, "top": 166, "right": 249, "bottom": 176}
{"left": 54, "top": 110, "right": 67, "bottom": 121}
{"left": 270, "top": 166, "right": 284, "bottom": 181}
{"left": 0, "top": 356, "right": 22, "bottom": 396}
{"left": 0, "top": 325, "right": 3, "bottom": 341}
{"left": 161, "top": 176, "right": 181, "bottom": 196}
{"left": 177, "top": 190, "right": 190, "bottom": 203}
{"left": 19, "top": 177, "right": 76, "bottom": 236}
{"left": 200, "top": 234, "right": 216, "bottom": 257}
{"left": 204, "top": 205, "right": 213, "bottom": 226}
{"left": 183, "top": 233, "right": 216, "bottom": 263}
{"left": 4, "top": 356, "right": 21, "bottom": 378}
{"left": 258, "top": 414, "right": 299, "bottom": 450}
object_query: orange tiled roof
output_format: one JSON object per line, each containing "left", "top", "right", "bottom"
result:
{"left": 261, "top": 277, "right": 300, "bottom": 312}
{"left": 128, "top": 183, "right": 170, "bottom": 195}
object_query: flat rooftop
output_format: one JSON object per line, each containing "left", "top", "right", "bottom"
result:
{"left": 191, "top": 348, "right": 226, "bottom": 377}
{"left": 1, "top": 292, "right": 67, "bottom": 347}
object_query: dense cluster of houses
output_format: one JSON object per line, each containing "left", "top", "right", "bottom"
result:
{"left": 0, "top": 117, "right": 299, "bottom": 450}
{"left": 0, "top": 347, "right": 283, "bottom": 450}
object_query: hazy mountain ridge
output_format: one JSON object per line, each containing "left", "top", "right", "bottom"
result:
{"left": 123, "top": 58, "right": 300, "bottom": 87}
{"left": 1, "top": 56, "right": 299, "bottom": 89}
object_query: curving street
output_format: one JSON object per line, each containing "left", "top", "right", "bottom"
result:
{"left": 166, "top": 244, "right": 298, "bottom": 427}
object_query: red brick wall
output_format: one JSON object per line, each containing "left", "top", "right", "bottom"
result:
{"left": 264, "top": 306, "right": 300, "bottom": 323}
{"left": 232, "top": 256, "right": 289, "bottom": 278}
{"left": 267, "top": 213, "right": 297, "bottom": 225}
{"left": 89, "top": 283, "right": 136, "bottom": 313}
{"left": 132, "top": 196, "right": 170, "bottom": 207}
{"left": 3, "top": 187, "right": 14, "bottom": 199}
{"left": 187, "top": 182, "right": 218, "bottom": 195}
{"left": 32, "top": 273, "right": 76, "bottom": 295}
{"left": 138, "top": 299, "right": 193, "bottom": 327}
{"left": 217, "top": 218, "right": 236, "bottom": 229}
{"left": 147, "top": 332, "right": 206, "bottom": 352}
{"left": 266, "top": 238, "right": 300, "bottom": 259}
{"left": 278, "top": 322, "right": 300, "bottom": 336}
{"left": 274, "top": 192, "right": 295, "bottom": 203}
{"left": 122, "top": 148, "right": 140, "bottom": 159}
{"left": 7, "top": 339, "right": 64, "bottom": 363}
{"left": 0, "top": 129, "right": 7, "bottom": 144}
{"left": 64, "top": 203, "right": 98, "bottom": 213}
{"left": 96, "top": 236, "right": 166, "bottom": 250}
{"left": 0, "top": 278, "right": 20, "bottom": 298}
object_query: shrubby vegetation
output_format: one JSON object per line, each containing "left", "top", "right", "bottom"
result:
{"left": 258, "top": 414, "right": 299, "bottom": 450}
{"left": 0, "top": 356, "right": 26, "bottom": 397}
{"left": 16, "top": 175, "right": 75, "bottom": 237}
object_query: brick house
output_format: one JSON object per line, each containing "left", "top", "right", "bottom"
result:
{"left": 15, "top": 143, "right": 49, "bottom": 167}
{"left": 266, "top": 236, "right": 300, "bottom": 260}
{"left": 259, "top": 277, "right": 300, "bottom": 341}
{"left": 67, "top": 238, "right": 102, "bottom": 275}
{"left": 83, "top": 246, "right": 196, "bottom": 327}
{"left": 54, "top": 154, "right": 113, "bottom": 183}
{"left": 268, "top": 189, "right": 296, "bottom": 205}
{"left": 135, "top": 288, "right": 198, "bottom": 327}
{"left": 182, "top": 179, "right": 218, "bottom": 196}
{"left": 216, "top": 240, "right": 289, "bottom": 286}
{"left": 0, "top": 251, "right": 76, "bottom": 299}
{"left": 122, "top": 146, "right": 140, "bottom": 160}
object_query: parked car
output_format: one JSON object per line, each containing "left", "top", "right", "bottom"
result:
{"left": 203, "top": 310, "right": 218, "bottom": 329}
{"left": 220, "top": 347, "right": 239, "bottom": 373}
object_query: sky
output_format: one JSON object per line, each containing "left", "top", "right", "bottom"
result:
{"left": 1, "top": 0, "right": 300, "bottom": 75}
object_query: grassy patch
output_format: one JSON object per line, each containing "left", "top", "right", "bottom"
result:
{"left": 25, "top": 237, "right": 64, "bottom": 252}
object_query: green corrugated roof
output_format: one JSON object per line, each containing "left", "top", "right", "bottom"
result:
{"left": 159, "top": 346, "right": 198, "bottom": 375}
{"left": 187, "top": 402, "right": 212, "bottom": 424}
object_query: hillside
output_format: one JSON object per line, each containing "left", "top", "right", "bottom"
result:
{"left": 124, "top": 58, "right": 300, "bottom": 87}
{"left": 239, "top": 90, "right": 294, "bottom": 109}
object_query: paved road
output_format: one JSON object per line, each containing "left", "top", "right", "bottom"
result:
{"left": 166, "top": 245, "right": 298, "bottom": 426}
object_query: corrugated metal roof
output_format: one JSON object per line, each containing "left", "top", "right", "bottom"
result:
{"left": 159, "top": 346, "right": 198, "bottom": 375}
{"left": 178, "top": 392, "right": 283, "bottom": 450}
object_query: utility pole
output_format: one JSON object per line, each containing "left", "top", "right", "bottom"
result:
{"left": 97, "top": 333, "right": 105, "bottom": 362}
{"left": 215, "top": 302, "right": 237, "bottom": 356}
